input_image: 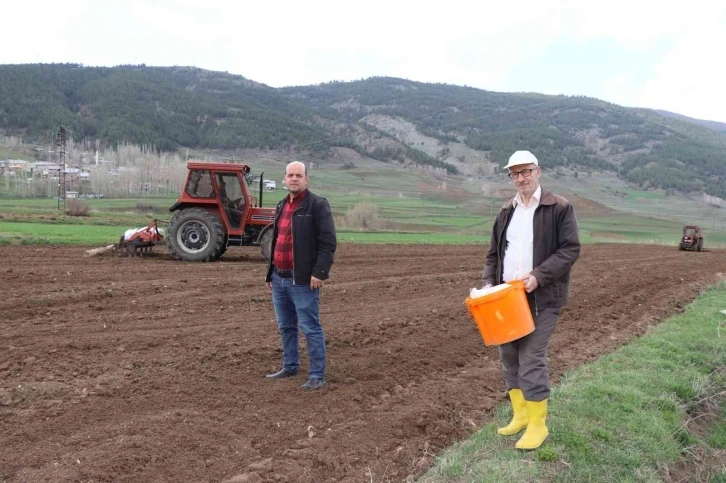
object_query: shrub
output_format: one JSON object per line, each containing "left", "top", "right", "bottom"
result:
{"left": 135, "top": 202, "right": 158, "bottom": 212}
{"left": 65, "top": 199, "right": 90, "bottom": 217}
{"left": 345, "top": 202, "right": 380, "bottom": 229}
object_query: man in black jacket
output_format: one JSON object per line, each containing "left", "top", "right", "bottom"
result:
{"left": 482, "top": 150, "right": 580, "bottom": 449}
{"left": 265, "top": 161, "right": 337, "bottom": 390}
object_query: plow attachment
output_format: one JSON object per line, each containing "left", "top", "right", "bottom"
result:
{"left": 116, "top": 220, "right": 165, "bottom": 257}
{"left": 85, "top": 220, "right": 166, "bottom": 258}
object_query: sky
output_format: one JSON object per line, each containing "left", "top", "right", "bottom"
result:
{"left": 2, "top": 0, "right": 725, "bottom": 123}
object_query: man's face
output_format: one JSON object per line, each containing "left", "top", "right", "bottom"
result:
{"left": 285, "top": 163, "right": 309, "bottom": 195}
{"left": 508, "top": 163, "right": 541, "bottom": 198}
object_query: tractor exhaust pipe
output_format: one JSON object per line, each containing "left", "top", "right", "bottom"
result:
{"left": 259, "top": 171, "right": 264, "bottom": 207}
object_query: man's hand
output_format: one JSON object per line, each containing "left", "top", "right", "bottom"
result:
{"left": 523, "top": 274, "right": 539, "bottom": 293}
{"left": 265, "top": 281, "right": 272, "bottom": 291}
{"left": 310, "top": 276, "right": 324, "bottom": 289}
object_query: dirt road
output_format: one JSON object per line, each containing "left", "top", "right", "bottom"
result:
{"left": 1, "top": 244, "right": 724, "bottom": 482}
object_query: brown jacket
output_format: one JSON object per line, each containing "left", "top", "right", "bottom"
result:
{"left": 482, "top": 188, "right": 580, "bottom": 309}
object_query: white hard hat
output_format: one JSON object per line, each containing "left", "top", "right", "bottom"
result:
{"left": 503, "top": 150, "right": 539, "bottom": 170}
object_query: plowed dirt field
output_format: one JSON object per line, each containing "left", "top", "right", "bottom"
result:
{"left": 1, "top": 244, "right": 724, "bottom": 482}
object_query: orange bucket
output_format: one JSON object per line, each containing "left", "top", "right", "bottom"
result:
{"left": 465, "top": 280, "right": 534, "bottom": 346}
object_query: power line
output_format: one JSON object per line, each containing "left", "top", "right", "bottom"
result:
{"left": 56, "top": 126, "right": 67, "bottom": 211}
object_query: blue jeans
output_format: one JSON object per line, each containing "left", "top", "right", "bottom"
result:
{"left": 271, "top": 272, "right": 326, "bottom": 379}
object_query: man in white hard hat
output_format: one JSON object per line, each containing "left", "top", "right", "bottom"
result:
{"left": 481, "top": 150, "right": 580, "bottom": 449}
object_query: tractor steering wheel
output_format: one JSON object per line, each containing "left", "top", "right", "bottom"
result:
{"left": 227, "top": 197, "right": 245, "bottom": 211}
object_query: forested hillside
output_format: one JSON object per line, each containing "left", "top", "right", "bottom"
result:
{"left": 655, "top": 110, "right": 726, "bottom": 134}
{"left": 283, "top": 78, "right": 726, "bottom": 198}
{"left": 0, "top": 64, "right": 325, "bottom": 151}
{"left": 1, "top": 64, "right": 725, "bottom": 197}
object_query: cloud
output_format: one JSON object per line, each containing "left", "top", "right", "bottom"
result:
{"left": 639, "top": 20, "right": 726, "bottom": 121}
{"left": 0, "top": 0, "right": 91, "bottom": 64}
{"left": 1, "top": 0, "right": 726, "bottom": 121}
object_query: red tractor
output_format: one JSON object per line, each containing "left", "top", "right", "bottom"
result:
{"left": 678, "top": 225, "right": 704, "bottom": 252}
{"left": 166, "top": 162, "right": 276, "bottom": 262}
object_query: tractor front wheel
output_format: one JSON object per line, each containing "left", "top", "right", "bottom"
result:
{"left": 167, "top": 208, "right": 226, "bottom": 262}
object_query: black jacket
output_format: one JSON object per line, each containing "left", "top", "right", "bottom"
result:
{"left": 482, "top": 188, "right": 580, "bottom": 309}
{"left": 265, "top": 190, "right": 337, "bottom": 285}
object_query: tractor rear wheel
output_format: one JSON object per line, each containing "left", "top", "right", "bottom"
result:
{"left": 260, "top": 227, "right": 274, "bottom": 263}
{"left": 697, "top": 239, "right": 703, "bottom": 252}
{"left": 167, "top": 208, "right": 226, "bottom": 262}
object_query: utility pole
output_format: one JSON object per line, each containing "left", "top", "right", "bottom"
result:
{"left": 56, "top": 126, "right": 67, "bottom": 211}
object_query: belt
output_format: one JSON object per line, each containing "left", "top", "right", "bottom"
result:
{"left": 274, "top": 267, "right": 294, "bottom": 278}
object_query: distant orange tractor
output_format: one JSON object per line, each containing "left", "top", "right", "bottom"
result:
{"left": 165, "top": 162, "right": 276, "bottom": 262}
{"left": 678, "top": 225, "right": 704, "bottom": 252}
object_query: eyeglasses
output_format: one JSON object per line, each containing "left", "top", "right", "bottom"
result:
{"left": 508, "top": 168, "right": 536, "bottom": 179}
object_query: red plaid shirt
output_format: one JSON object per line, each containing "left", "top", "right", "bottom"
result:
{"left": 273, "top": 190, "right": 307, "bottom": 270}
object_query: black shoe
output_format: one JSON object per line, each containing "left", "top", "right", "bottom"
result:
{"left": 265, "top": 368, "right": 298, "bottom": 379}
{"left": 302, "top": 378, "right": 327, "bottom": 390}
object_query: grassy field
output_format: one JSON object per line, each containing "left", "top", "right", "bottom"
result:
{"left": 287, "top": 164, "right": 726, "bottom": 243}
{"left": 2, "top": 158, "right": 726, "bottom": 247}
{"left": 578, "top": 215, "right": 726, "bottom": 246}
{"left": 542, "top": 170, "right": 726, "bottom": 232}
{"left": 2, "top": 193, "right": 726, "bottom": 247}
{"left": 0, "top": 221, "right": 124, "bottom": 245}
{"left": 421, "top": 281, "right": 726, "bottom": 482}
{"left": 336, "top": 231, "right": 487, "bottom": 244}
{"left": 302, "top": 165, "right": 726, "bottom": 233}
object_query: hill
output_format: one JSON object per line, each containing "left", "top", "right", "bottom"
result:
{"left": 281, "top": 78, "right": 726, "bottom": 198}
{"left": 654, "top": 109, "right": 726, "bottom": 134}
{"left": 1, "top": 64, "right": 725, "bottom": 198}
{"left": 0, "top": 63, "right": 326, "bottom": 151}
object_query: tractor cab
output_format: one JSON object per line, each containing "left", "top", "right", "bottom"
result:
{"left": 214, "top": 171, "right": 247, "bottom": 228}
{"left": 683, "top": 226, "right": 698, "bottom": 236}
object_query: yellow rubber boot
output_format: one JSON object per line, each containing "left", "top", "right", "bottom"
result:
{"left": 497, "top": 389, "right": 528, "bottom": 436}
{"left": 516, "top": 399, "right": 549, "bottom": 449}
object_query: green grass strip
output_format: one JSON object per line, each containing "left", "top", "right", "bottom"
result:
{"left": 3, "top": 220, "right": 718, "bottom": 247}
{"left": 336, "top": 230, "right": 487, "bottom": 244}
{"left": 420, "top": 282, "right": 726, "bottom": 483}
{"left": 707, "top": 405, "right": 726, "bottom": 450}
{"left": 0, "top": 221, "right": 124, "bottom": 245}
